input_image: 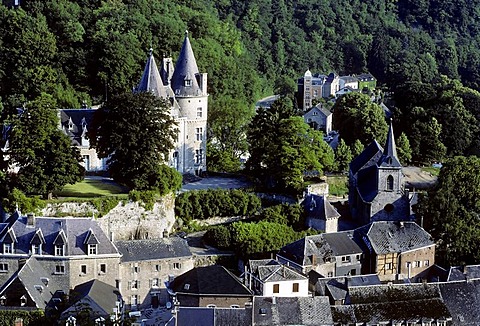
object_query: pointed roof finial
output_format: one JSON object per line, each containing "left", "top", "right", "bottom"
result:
{"left": 378, "top": 118, "right": 401, "bottom": 167}
{"left": 149, "top": 48, "right": 153, "bottom": 56}
{"left": 185, "top": 30, "right": 189, "bottom": 36}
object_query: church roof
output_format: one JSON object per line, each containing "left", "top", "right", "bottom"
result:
{"left": 349, "top": 140, "right": 383, "bottom": 176}
{"left": 137, "top": 49, "right": 170, "bottom": 98}
{"left": 171, "top": 31, "right": 203, "bottom": 97}
{"left": 377, "top": 120, "right": 401, "bottom": 168}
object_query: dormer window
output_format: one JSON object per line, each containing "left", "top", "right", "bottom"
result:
{"left": 185, "top": 79, "right": 192, "bottom": 87}
{"left": 68, "top": 117, "right": 74, "bottom": 131}
{"left": 55, "top": 244, "right": 65, "bottom": 256}
{"left": 32, "top": 244, "right": 42, "bottom": 255}
{"left": 3, "top": 243, "right": 13, "bottom": 254}
{"left": 88, "top": 244, "right": 97, "bottom": 255}
{"left": 30, "top": 229, "right": 45, "bottom": 255}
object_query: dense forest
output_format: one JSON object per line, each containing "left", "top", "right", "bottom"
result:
{"left": 1, "top": 0, "right": 480, "bottom": 169}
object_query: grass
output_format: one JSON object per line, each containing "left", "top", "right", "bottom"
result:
{"left": 53, "top": 178, "right": 128, "bottom": 198}
{"left": 421, "top": 167, "right": 441, "bottom": 177}
{"left": 326, "top": 175, "right": 349, "bottom": 197}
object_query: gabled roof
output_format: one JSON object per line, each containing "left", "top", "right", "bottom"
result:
{"left": 30, "top": 229, "right": 45, "bottom": 245}
{"left": 83, "top": 229, "right": 100, "bottom": 245}
{"left": 248, "top": 259, "right": 279, "bottom": 274}
{"left": 53, "top": 229, "right": 67, "bottom": 245}
{"left": 171, "top": 31, "right": 203, "bottom": 97}
{"left": 304, "top": 104, "right": 332, "bottom": 118}
{"left": 176, "top": 307, "right": 251, "bottom": 326}
{"left": 169, "top": 265, "right": 252, "bottom": 296}
{"left": 257, "top": 264, "right": 307, "bottom": 282}
{"left": 304, "top": 194, "right": 340, "bottom": 221}
{"left": 1, "top": 227, "right": 17, "bottom": 243}
{"left": 63, "top": 280, "right": 121, "bottom": 320}
{"left": 349, "top": 140, "right": 383, "bottom": 176}
{"left": 0, "top": 257, "right": 63, "bottom": 310}
{"left": 115, "top": 237, "right": 192, "bottom": 262}
{"left": 279, "top": 232, "right": 361, "bottom": 267}
{"left": 58, "top": 109, "right": 95, "bottom": 147}
{"left": 253, "top": 296, "right": 334, "bottom": 326}
{"left": 356, "top": 221, "right": 434, "bottom": 255}
{"left": 439, "top": 279, "right": 480, "bottom": 324}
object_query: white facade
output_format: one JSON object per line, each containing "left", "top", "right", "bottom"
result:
{"left": 261, "top": 279, "right": 309, "bottom": 297}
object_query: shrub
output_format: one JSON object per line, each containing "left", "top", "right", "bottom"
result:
{"left": 128, "top": 190, "right": 158, "bottom": 210}
{"left": 204, "top": 225, "right": 232, "bottom": 249}
{"left": 1, "top": 188, "right": 45, "bottom": 214}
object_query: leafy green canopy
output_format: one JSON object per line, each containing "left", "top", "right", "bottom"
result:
{"left": 6, "top": 94, "right": 84, "bottom": 197}
{"left": 247, "top": 97, "right": 334, "bottom": 194}
{"left": 88, "top": 91, "right": 180, "bottom": 191}
{"left": 417, "top": 156, "right": 480, "bottom": 266}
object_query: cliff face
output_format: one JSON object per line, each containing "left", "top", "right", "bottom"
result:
{"left": 41, "top": 194, "right": 176, "bottom": 240}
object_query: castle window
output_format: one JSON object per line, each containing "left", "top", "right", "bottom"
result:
{"left": 386, "top": 175, "right": 394, "bottom": 191}
{"left": 185, "top": 79, "right": 192, "bottom": 87}
{"left": 196, "top": 128, "right": 203, "bottom": 141}
{"left": 195, "top": 149, "right": 203, "bottom": 164}
{"left": 0, "top": 263, "right": 8, "bottom": 273}
{"left": 31, "top": 244, "right": 42, "bottom": 255}
{"left": 197, "top": 107, "right": 202, "bottom": 117}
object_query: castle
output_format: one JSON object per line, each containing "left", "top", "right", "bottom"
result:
{"left": 59, "top": 31, "right": 208, "bottom": 176}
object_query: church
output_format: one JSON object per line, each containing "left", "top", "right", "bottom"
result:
{"left": 59, "top": 32, "right": 208, "bottom": 176}
{"left": 348, "top": 121, "right": 412, "bottom": 226}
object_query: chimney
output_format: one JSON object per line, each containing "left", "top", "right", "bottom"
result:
{"left": 26, "top": 213, "right": 35, "bottom": 227}
{"left": 18, "top": 259, "right": 27, "bottom": 271}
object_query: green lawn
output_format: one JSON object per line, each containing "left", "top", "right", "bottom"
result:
{"left": 54, "top": 178, "right": 128, "bottom": 198}
{"left": 327, "top": 175, "right": 349, "bottom": 197}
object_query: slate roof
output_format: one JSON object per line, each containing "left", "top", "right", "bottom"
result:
{"left": 357, "top": 73, "right": 376, "bottom": 82}
{"left": 176, "top": 307, "right": 251, "bottom": 326}
{"left": 446, "top": 265, "right": 480, "bottom": 282}
{"left": 439, "top": 279, "right": 480, "bottom": 325}
{"left": 339, "top": 76, "right": 358, "bottom": 83}
{"left": 169, "top": 265, "right": 252, "bottom": 296}
{"left": 171, "top": 31, "right": 203, "bottom": 97}
{"left": 0, "top": 257, "right": 63, "bottom": 310}
{"left": 63, "top": 279, "right": 121, "bottom": 319}
{"left": 349, "top": 140, "right": 383, "bottom": 176}
{"left": 58, "top": 109, "right": 95, "bottom": 146}
{"left": 257, "top": 264, "right": 307, "bottom": 282}
{"left": 346, "top": 283, "right": 451, "bottom": 323}
{"left": 356, "top": 221, "right": 434, "bottom": 255}
{"left": 115, "top": 237, "right": 192, "bottom": 263}
{"left": 253, "top": 296, "right": 334, "bottom": 326}
{"left": 322, "top": 232, "right": 362, "bottom": 256}
{"left": 377, "top": 120, "right": 401, "bottom": 168}
{"left": 304, "top": 104, "right": 332, "bottom": 118}
{"left": 304, "top": 194, "right": 340, "bottom": 221}
{"left": 278, "top": 232, "right": 361, "bottom": 268}
{"left": 356, "top": 165, "right": 379, "bottom": 202}
{"left": 248, "top": 259, "right": 279, "bottom": 275}
{"left": 1, "top": 215, "right": 119, "bottom": 256}
{"left": 137, "top": 49, "right": 170, "bottom": 98}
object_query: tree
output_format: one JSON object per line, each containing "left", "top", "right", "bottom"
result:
{"left": 335, "top": 139, "right": 353, "bottom": 172}
{"left": 351, "top": 139, "right": 364, "bottom": 158}
{"left": 247, "top": 98, "right": 334, "bottom": 194}
{"left": 416, "top": 156, "right": 480, "bottom": 266}
{"left": 88, "top": 91, "right": 178, "bottom": 190}
{"left": 396, "top": 132, "right": 412, "bottom": 165}
{"left": 6, "top": 94, "right": 84, "bottom": 197}
{"left": 332, "top": 93, "right": 388, "bottom": 146}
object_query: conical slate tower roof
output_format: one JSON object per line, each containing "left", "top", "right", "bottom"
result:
{"left": 137, "top": 49, "right": 169, "bottom": 98}
{"left": 171, "top": 31, "right": 202, "bottom": 97}
{"left": 378, "top": 119, "right": 401, "bottom": 168}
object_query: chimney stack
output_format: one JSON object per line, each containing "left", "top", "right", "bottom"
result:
{"left": 26, "top": 213, "right": 35, "bottom": 227}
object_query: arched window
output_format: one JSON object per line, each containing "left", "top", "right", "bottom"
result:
{"left": 386, "top": 175, "right": 394, "bottom": 191}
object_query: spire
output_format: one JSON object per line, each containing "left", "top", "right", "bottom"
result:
{"left": 378, "top": 119, "right": 401, "bottom": 167}
{"left": 137, "top": 48, "right": 169, "bottom": 98}
{"left": 171, "top": 30, "right": 202, "bottom": 97}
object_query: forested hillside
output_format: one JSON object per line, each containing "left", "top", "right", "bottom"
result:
{"left": 1, "top": 0, "right": 480, "bottom": 170}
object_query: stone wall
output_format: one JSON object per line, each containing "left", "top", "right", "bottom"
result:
{"left": 41, "top": 194, "right": 176, "bottom": 240}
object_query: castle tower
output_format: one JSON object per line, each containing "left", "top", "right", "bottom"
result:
{"left": 170, "top": 31, "right": 208, "bottom": 175}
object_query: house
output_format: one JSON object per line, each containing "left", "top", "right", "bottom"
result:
{"left": 58, "top": 108, "right": 107, "bottom": 172}
{"left": 59, "top": 31, "right": 208, "bottom": 175}
{"left": 303, "top": 194, "right": 340, "bottom": 233}
{"left": 115, "top": 237, "right": 194, "bottom": 310}
{"left": 332, "top": 283, "right": 452, "bottom": 325}
{"left": 168, "top": 265, "right": 253, "bottom": 308}
{"left": 0, "top": 256, "right": 64, "bottom": 310}
{"left": 245, "top": 259, "right": 309, "bottom": 297}
{"left": 277, "top": 232, "right": 363, "bottom": 277}
{"left": 339, "top": 76, "right": 359, "bottom": 90}
{"left": 297, "top": 71, "right": 340, "bottom": 110}
{"left": 253, "top": 296, "right": 334, "bottom": 326}
{"left": 303, "top": 104, "right": 333, "bottom": 134}
{"left": 334, "top": 86, "right": 357, "bottom": 99}
{"left": 355, "top": 221, "right": 435, "bottom": 281}
{"left": 60, "top": 279, "right": 123, "bottom": 324}
{"left": 356, "top": 73, "right": 377, "bottom": 90}
{"left": 349, "top": 120, "right": 412, "bottom": 225}
{"left": 0, "top": 212, "right": 121, "bottom": 304}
